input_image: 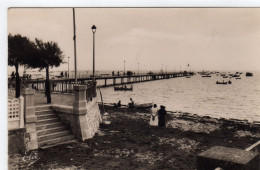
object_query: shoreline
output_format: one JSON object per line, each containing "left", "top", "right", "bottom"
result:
{"left": 102, "top": 103, "right": 260, "bottom": 126}
{"left": 8, "top": 104, "right": 259, "bottom": 169}
{"left": 8, "top": 90, "right": 260, "bottom": 123}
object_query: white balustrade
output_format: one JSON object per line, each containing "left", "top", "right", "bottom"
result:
{"left": 8, "top": 96, "right": 24, "bottom": 130}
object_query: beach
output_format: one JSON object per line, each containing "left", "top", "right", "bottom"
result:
{"left": 8, "top": 97, "right": 260, "bottom": 169}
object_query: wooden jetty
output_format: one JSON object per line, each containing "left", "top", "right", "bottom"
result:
{"left": 23, "top": 72, "right": 193, "bottom": 93}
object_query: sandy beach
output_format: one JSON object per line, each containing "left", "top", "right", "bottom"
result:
{"left": 8, "top": 96, "right": 260, "bottom": 169}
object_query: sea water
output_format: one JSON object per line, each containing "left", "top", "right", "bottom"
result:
{"left": 99, "top": 72, "right": 260, "bottom": 122}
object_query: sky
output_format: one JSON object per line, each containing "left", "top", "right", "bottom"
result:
{"left": 7, "top": 8, "right": 260, "bottom": 73}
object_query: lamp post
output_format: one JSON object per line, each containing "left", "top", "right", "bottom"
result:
{"left": 73, "top": 8, "right": 77, "bottom": 84}
{"left": 91, "top": 25, "right": 96, "bottom": 81}
{"left": 138, "top": 62, "right": 139, "bottom": 75}
{"left": 162, "top": 64, "right": 164, "bottom": 74}
{"left": 124, "top": 60, "right": 125, "bottom": 75}
{"left": 68, "top": 56, "right": 70, "bottom": 78}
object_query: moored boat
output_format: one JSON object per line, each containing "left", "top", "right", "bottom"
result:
{"left": 216, "top": 80, "right": 232, "bottom": 85}
{"left": 202, "top": 74, "right": 211, "bottom": 77}
{"left": 114, "top": 85, "right": 133, "bottom": 91}
{"left": 134, "top": 103, "right": 153, "bottom": 108}
{"left": 232, "top": 74, "right": 240, "bottom": 78}
{"left": 246, "top": 72, "right": 253, "bottom": 77}
{"left": 216, "top": 81, "right": 227, "bottom": 85}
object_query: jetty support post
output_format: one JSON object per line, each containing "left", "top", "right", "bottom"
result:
{"left": 113, "top": 78, "right": 116, "bottom": 85}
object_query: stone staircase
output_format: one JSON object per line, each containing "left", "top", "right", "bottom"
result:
{"left": 35, "top": 105, "right": 75, "bottom": 148}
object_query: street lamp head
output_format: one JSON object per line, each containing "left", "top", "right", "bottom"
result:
{"left": 91, "top": 25, "right": 97, "bottom": 33}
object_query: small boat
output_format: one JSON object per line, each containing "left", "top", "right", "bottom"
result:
{"left": 202, "top": 74, "right": 211, "bottom": 77}
{"left": 134, "top": 103, "right": 153, "bottom": 109}
{"left": 114, "top": 86, "right": 133, "bottom": 91}
{"left": 232, "top": 74, "right": 240, "bottom": 78}
{"left": 246, "top": 72, "right": 253, "bottom": 77}
{"left": 216, "top": 81, "right": 227, "bottom": 85}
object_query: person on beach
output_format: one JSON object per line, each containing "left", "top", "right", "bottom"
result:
{"left": 158, "top": 105, "right": 167, "bottom": 127}
{"left": 114, "top": 100, "right": 121, "bottom": 108}
{"left": 150, "top": 104, "right": 158, "bottom": 126}
{"left": 128, "top": 98, "right": 134, "bottom": 108}
{"left": 117, "top": 100, "right": 121, "bottom": 107}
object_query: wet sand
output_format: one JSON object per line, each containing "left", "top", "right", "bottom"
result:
{"left": 8, "top": 106, "right": 259, "bottom": 170}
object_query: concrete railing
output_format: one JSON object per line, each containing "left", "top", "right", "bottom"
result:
{"left": 8, "top": 96, "right": 24, "bottom": 130}
{"left": 246, "top": 140, "right": 260, "bottom": 153}
{"left": 53, "top": 85, "right": 101, "bottom": 141}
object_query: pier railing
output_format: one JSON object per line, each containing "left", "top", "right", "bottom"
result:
{"left": 24, "top": 72, "right": 194, "bottom": 93}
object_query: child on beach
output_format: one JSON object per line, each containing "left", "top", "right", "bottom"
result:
{"left": 150, "top": 104, "right": 158, "bottom": 126}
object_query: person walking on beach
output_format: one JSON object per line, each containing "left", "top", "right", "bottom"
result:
{"left": 150, "top": 104, "right": 158, "bottom": 126}
{"left": 158, "top": 105, "right": 167, "bottom": 127}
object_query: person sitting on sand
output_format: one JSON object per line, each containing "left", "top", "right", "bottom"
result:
{"left": 114, "top": 100, "right": 122, "bottom": 108}
{"left": 128, "top": 98, "right": 134, "bottom": 108}
{"left": 158, "top": 105, "right": 167, "bottom": 127}
{"left": 117, "top": 100, "right": 121, "bottom": 107}
{"left": 150, "top": 104, "right": 158, "bottom": 126}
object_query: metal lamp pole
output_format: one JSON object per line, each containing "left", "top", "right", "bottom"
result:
{"left": 72, "top": 8, "right": 77, "bottom": 84}
{"left": 68, "top": 56, "right": 70, "bottom": 78}
{"left": 138, "top": 62, "right": 139, "bottom": 75}
{"left": 124, "top": 60, "right": 125, "bottom": 75}
{"left": 91, "top": 25, "right": 96, "bottom": 81}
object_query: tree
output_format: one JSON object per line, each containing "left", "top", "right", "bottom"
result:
{"left": 25, "top": 38, "right": 64, "bottom": 103}
{"left": 8, "top": 34, "right": 35, "bottom": 98}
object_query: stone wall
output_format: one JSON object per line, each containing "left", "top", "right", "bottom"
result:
{"left": 84, "top": 98, "right": 102, "bottom": 138}
{"left": 8, "top": 128, "right": 26, "bottom": 154}
{"left": 53, "top": 95, "right": 102, "bottom": 141}
{"left": 52, "top": 105, "right": 73, "bottom": 129}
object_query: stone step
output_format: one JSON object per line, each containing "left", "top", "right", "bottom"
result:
{"left": 38, "top": 130, "right": 71, "bottom": 142}
{"left": 35, "top": 105, "right": 52, "bottom": 111}
{"left": 40, "top": 139, "right": 78, "bottom": 149}
{"left": 36, "top": 122, "right": 64, "bottom": 131}
{"left": 36, "top": 118, "right": 60, "bottom": 126}
{"left": 35, "top": 109, "right": 54, "bottom": 116}
{"left": 38, "top": 135, "right": 75, "bottom": 148}
{"left": 37, "top": 126, "right": 68, "bottom": 136}
{"left": 37, "top": 114, "right": 57, "bottom": 121}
